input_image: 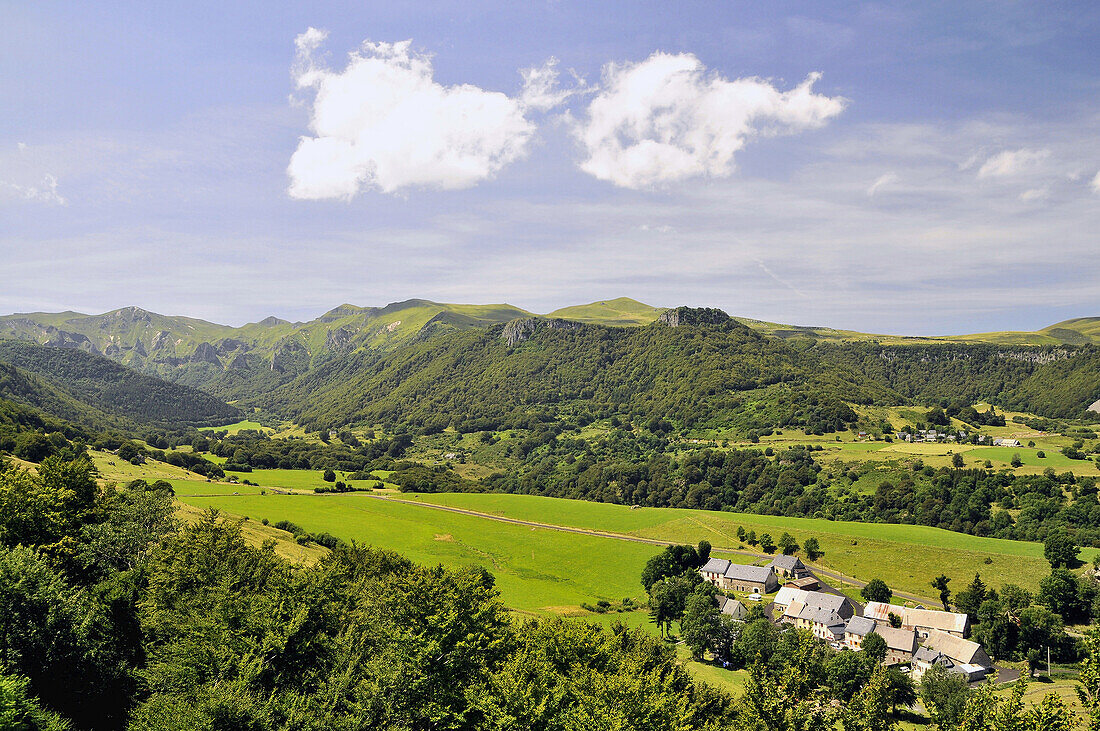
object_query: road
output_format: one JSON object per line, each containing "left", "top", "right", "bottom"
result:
{"left": 366, "top": 493, "right": 941, "bottom": 606}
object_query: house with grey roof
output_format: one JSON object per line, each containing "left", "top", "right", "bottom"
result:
{"left": 778, "top": 588, "right": 855, "bottom": 624}
{"left": 863, "top": 601, "right": 969, "bottom": 638}
{"left": 766, "top": 554, "right": 811, "bottom": 580}
{"left": 912, "top": 629, "right": 993, "bottom": 681}
{"left": 794, "top": 604, "right": 846, "bottom": 642}
{"left": 717, "top": 595, "right": 747, "bottom": 621}
{"left": 699, "top": 558, "right": 778, "bottom": 594}
{"left": 844, "top": 617, "right": 917, "bottom": 664}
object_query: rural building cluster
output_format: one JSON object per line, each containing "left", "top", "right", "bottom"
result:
{"left": 700, "top": 556, "right": 995, "bottom": 681}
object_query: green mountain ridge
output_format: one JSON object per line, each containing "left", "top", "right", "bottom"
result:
{"left": 0, "top": 339, "right": 239, "bottom": 430}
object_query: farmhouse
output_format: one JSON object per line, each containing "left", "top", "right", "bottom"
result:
{"left": 863, "top": 601, "right": 969, "bottom": 638}
{"left": 793, "top": 605, "right": 846, "bottom": 642}
{"left": 785, "top": 576, "right": 820, "bottom": 591}
{"left": 844, "top": 616, "right": 917, "bottom": 664}
{"left": 699, "top": 558, "right": 779, "bottom": 594}
{"left": 717, "top": 595, "right": 748, "bottom": 620}
{"left": 911, "top": 629, "right": 993, "bottom": 681}
{"left": 767, "top": 555, "right": 811, "bottom": 580}
{"left": 777, "top": 588, "right": 855, "bottom": 623}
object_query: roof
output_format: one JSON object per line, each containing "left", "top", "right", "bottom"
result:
{"left": 717, "top": 596, "right": 747, "bottom": 618}
{"left": 775, "top": 586, "right": 809, "bottom": 607}
{"left": 862, "top": 603, "right": 967, "bottom": 634}
{"left": 777, "top": 587, "right": 848, "bottom": 613}
{"left": 863, "top": 601, "right": 907, "bottom": 622}
{"left": 701, "top": 558, "right": 731, "bottom": 574}
{"left": 913, "top": 647, "right": 949, "bottom": 666}
{"left": 767, "top": 555, "right": 807, "bottom": 572}
{"left": 921, "top": 629, "right": 990, "bottom": 667}
{"left": 873, "top": 625, "right": 918, "bottom": 654}
{"left": 845, "top": 616, "right": 877, "bottom": 637}
{"left": 787, "top": 576, "right": 819, "bottom": 589}
{"left": 905, "top": 608, "right": 968, "bottom": 634}
{"left": 723, "top": 563, "right": 774, "bottom": 584}
{"left": 797, "top": 604, "right": 845, "bottom": 628}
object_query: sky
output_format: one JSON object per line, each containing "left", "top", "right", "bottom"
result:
{"left": 1, "top": 1, "right": 1098, "bottom": 335}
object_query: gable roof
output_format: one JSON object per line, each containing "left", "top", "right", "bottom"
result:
{"left": 913, "top": 647, "right": 950, "bottom": 666}
{"left": 862, "top": 602, "right": 967, "bottom": 634}
{"left": 701, "top": 557, "right": 731, "bottom": 574}
{"left": 717, "top": 596, "right": 747, "bottom": 618}
{"left": 921, "top": 629, "right": 990, "bottom": 667}
{"left": 798, "top": 604, "right": 845, "bottom": 628}
{"left": 768, "top": 555, "right": 807, "bottom": 572}
{"left": 775, "top": 586, "right": 809, "bottom": 607}
{"left": 845, "top": 616, "right": 877, "bottom": 637}
{"left": 723, "top": 563, "right": 774, "bottom": 584}
{"left": 874, "top": 625, "right": 918, "bottom": 654}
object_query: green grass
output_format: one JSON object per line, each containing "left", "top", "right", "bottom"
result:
{"left": 224, "top": 468, "right": 381, "bottom": 492}
{"left": 198, "top": 419, "right": 269, "bottom": 434}
{"left": 173, "top": 492, "right": 661, "bottom": 614}
{"left": 405, "top": 493, "right": 1095, "bottom": 597}
{"left": 546, "top": 297, "right": 665, "bottom": 326}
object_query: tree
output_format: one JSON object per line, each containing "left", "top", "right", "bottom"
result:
{"left": 919, "top": 663, "right": 971, "bottom": 729}
{"left": 931, "top": 574, "right": 952, "bottom": 611}
{"left": 1039, "top": 569, "right": 1090, "bottom": 623}
{"left": 777, "top": 532, "right": 799, "bottom": 555}
{"left": 803, "top": 537, "right": 822, "bottom": 561}
{"left": 861, "top": 579, "right": 893, "bottom": 604}
{"left": 322, "top": 469, "right": 336, "bottom": 483}
{"left": 952, "top": 453, "right": 964, "bottom": 469}
{"left": 842, "top": 664, "right": 896, "bottom": 731}
{"left": 826, "top": 650, "right": 872, "bottom": 700}
{"left": 746, "top": 530, "right": 757, "bottom": 546}
{"left": 882, "top": 666, "right": 917, "bottom": 715}
{"left": 696, "top": 540, "right": 711, "bottom": 564}
{"left": 0, "top": 673, "right": 71, "bottom": 731}
{"left": 1011, "top": 453, "right": 1023, "bottom": 468}
{"left": 1076, "top": 629, "right": 1100, "bottom": 729}
{"left": 681, "top": 592, "right": 718, "bottom": 660}
{"left": 954, "top": 573, "right": 987, "bottom": 621}
{"left": 887, "top": 612, "right": 902, "bottom": 629}
{"left": 1018, "top": 606, "right": 1065, "bottom": 667}
{"left": 759, "top": 533, "right": 776, "bottom": 554}
{"left": 1044, "top": 529, "right": 1079, "bottom": 568}
{"left": 736, "top": 526, "right": 747, "bottom": 542}
{"left": 860, "top": 631, "right": 887, "bottom": 664}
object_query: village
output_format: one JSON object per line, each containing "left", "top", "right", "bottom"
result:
{"left": 699, "top": 554, "right": 996, "bottom": 682}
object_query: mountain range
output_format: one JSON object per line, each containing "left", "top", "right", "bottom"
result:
{"left": 0, "top": 298, "right": 1097, "bottom": 433}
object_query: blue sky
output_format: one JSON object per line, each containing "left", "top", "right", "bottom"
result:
{"left": 2, "top": 1, "right": 1098, "bottom": 334}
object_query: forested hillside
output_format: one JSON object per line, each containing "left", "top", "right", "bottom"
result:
{"left": 817, "top": 343, "right": 1100, "bottom": 419}
{"left": 255, "top": 310, "right": 899, "bottom": 434}
{"left": 0, "top": 340, "right": 238, "bottom": 428}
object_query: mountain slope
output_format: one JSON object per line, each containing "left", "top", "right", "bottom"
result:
{"left": 546, "top": 297, "right": 665, "bottom": 326}
{"left": 255, "top": 308, "right": 900, "bottom": 434}
{"left": 0, "top": 339, "right": 238, "bottom": 427}
{"left": 0, "top": 300, "right": 534, "bottom": 395}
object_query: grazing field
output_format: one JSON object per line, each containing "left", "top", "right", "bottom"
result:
{"left": 406, "top": 493, "right": 1096, "bottom": 597}
{"left": 173, "top": 491, "right": 664, "bottom": 613}
{"left": 223, "top": 467, "right": 380, "bottom": 492}
{"left": 198, "top": 419, "right": 271, "bottom": 434}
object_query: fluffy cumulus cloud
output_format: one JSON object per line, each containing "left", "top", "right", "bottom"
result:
{"left": 1092, "top": 170, "right": 1100, "bottom": 194}
{"left": 976, "top": 147, "right": 1050, "bottom": 179}
{"left": 866, "top": 172, "right": 899, "bottom": 196}
{"left": 288, "top": 29, "right": 537, "bottom": 198}
{"left": 0, "top": 144, "right": 66, "bottom": 205}
{"left": 572, "top": 53, "right": 846, "bottom": 189}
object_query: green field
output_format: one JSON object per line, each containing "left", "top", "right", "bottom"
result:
{"left": 405, "top": 493, "right": 1095, "bottom": 598}
{"left": 198, "top": 419, "right": 270, "bottom": 434}
{"left": 174, "top": 492, "right": 663, "bottom": 613}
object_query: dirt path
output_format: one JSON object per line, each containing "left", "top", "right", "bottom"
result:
{"left": 366, "top": 494, "right": 940, "bottom": 606}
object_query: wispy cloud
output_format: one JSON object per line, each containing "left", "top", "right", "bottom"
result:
{"left": 866, "top": 172, "right": 899, "bottom": 196}
{"left": 976, "top": 147, "right": 1050, "bottom": 179}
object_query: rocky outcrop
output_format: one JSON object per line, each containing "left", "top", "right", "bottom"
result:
{"left": 270, "top": 338, "right": 310, "bottom": 373}
{"left": 150, "top": 330, "right": 172, "bottom": 351}
{"left": 657, "top": 307, "right": 732, "bottom": 327}
{"left": 216, "top": 338, "right": 247, "bottom": 355}
{"left": 189, "top": 342, "right": 222, "bottom": 366}
{"left": 501, "top": 318, "right": 584, "bottom": 347}
{"left": 325, "top": 326, "right": 355, "bottom": 353}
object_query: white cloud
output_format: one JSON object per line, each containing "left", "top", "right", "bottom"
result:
{"left": 976, "top": 147, "right": 1050, "bottom": 179}
{"left": 867, "top": 172, "right": 899, "bottom": 196}
{"left": 288, "top": 28, "right": 536, "bottom": 198}
{"left": 1092, "top": 171, "right": 1100, "bottom": 194}
{"left": 572, "top": 52, "right": 846, "bottom": 189}
{"left": 0, "top": 175, "right": 66, "bottom": 205}
{"left": 519, "top": 57, "right": 585, "bottom": 111}
{"left": 1019, "top": 187, "right": 1049, "bottom": 202}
